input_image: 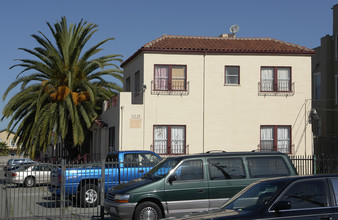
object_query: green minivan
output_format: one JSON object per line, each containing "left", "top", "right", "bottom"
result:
{"left": 103, "top": 151, "right": 297, "bottom": 220}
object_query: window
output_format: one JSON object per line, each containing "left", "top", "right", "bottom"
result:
{"left": 225, "top": 66, "right": 239, "bottom": 85}
{"left": 247, "top": 157, "right": 291, "bottom": 178}
{"left": 330, "top": 178, "right": 338, "bottom": 204}
{"left": 125, "top": 77, "right": 131, "bottom": 92}
{"left": 313, "top": 72, "right": 321, "bottom": 100}
{"left": 260, "top": 126, "right": 291, "bottom": 153}
{"left": 137, "top": 153, "right": 161, "bottom": 167}
{"left": 261, "top": 67, "right": 291, "bottom": 92}
{"left": 134, "top": 71, "right": 140, "bottom": 93}
{"left": 108, "top": 127, "right": 115, "bottom": 152}
{"left": 208, "top": 158, "right": 245, "bottom": 180}
{"left": 9, "top": 139, "right": 14, "bottom": 147}
{"left": 173, "top": 160, "right": 203, "bottom": 181}
{"left": 154, "top": 65, "right": 187, "bottom": 91}
{"left": 154, "top": 125, "right": 186, "bottom": 155}
{"left": 279, "top": 180, "right": 328, "bottom": 209}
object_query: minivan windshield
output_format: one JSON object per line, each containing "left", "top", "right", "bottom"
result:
{"left": 143, "top": 157, "right": 181, "bottom": 180}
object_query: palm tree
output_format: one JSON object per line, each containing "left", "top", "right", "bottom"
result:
{"left": 2, "top": 17, "right": 123, "bottom": 158}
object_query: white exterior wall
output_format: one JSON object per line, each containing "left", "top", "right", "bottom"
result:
{"left": 102, "top": 52, "right": 313, "bottom": 156}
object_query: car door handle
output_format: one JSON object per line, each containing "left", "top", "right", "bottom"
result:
{"left": 320, "top": 216, "right": 332, "bottom": 220}
{"left": 198, "top": 189, "right": 205, "bottom": 193}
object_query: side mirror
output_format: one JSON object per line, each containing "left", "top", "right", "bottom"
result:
{"left": 272, "top": 201, "right": 291, "bottom": 211}
{"left": 168, "top": 174, "right": 177, "bottom": 184}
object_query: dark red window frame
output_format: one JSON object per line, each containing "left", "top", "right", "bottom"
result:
{"left": 224, "top": 66, "right": 240, "bottom": 85}
{"left": 153, "top": 125, "right": 186, "bottom": 155}
{"left": 260, "top": 66, "right": 292, "bottom": 92}
{"left": 154, "top": 64, "right": 187, "bottom": 91}
{"left": 260, "top": 125, "right": 292, "bottom": 154}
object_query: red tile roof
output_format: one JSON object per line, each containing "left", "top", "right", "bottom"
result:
{"left": 121, "top": 35, "right": 314, "bottom": 67}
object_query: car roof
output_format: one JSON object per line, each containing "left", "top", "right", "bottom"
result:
{"left": 163, "top": 151, "right": 289, "bottom": 160}
{"left": 107, "top": 150, "right": 160, "bottom": 154}
{"left": 255, "top": 174, "right": 338, "bottom": 184}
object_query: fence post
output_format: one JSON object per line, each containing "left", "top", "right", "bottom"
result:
{"left": 4, "top": 168, "right": 9, "bottom": 220}
{"left": 100, "top": 158, "right": 106, "bottom": 219}
{"left": 313, "top": 155, "right": 316, "bottom": 175}
{"left": 60, "top": 159, "right": 65, "bottom": 220}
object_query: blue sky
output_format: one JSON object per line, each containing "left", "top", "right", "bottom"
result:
{"left": 0, "top": 0, "right": 336, "bottom": 131}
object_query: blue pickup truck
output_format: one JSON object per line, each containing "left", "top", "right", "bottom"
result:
{"left": 48, "top": 150, "right": 161, "bottom": 207}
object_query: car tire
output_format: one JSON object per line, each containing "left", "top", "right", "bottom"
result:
{"left": 79, "top": 184, "right": 99, "bottom": 207}
{"left": 24, "top": 177, "right": 35, "bottom": 187}
{"left": 134, "top": 201, "right": 162, "bottom": 220}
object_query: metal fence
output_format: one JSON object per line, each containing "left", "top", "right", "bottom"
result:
{"left": 0, "top": 159, "right": 153, "bottom": 220}
{"left": 290, "top": 155, "right": 338, "bottom": 176}
{"left": 1, "top": 155, "right": 338, "bottom": 220}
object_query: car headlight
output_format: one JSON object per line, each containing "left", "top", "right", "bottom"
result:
{"left": 114, "top": 194, "right": 130, "bottom": 203}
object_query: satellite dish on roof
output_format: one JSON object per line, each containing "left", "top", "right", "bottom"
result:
{"left": 230, "top": 24, "right": 240, "bottom": 34}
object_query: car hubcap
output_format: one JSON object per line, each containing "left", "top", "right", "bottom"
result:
{"left": 85, "top": 189, "right": 97, "bottom": 204}
{"left": 27, "top": 179, "right": 33, "bottom": 186}
{"left": 140, "top": 207, "right": 157, "bottom": 220}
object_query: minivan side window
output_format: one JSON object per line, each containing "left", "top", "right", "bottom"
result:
{"left": 247, "top": 157, "right": 290, "bottom": 178}
{"left": 208, "top": 158, "right": 246, "bottom": 180}
{"left": 174, "top": 160, "right": 203, "bottom": 181}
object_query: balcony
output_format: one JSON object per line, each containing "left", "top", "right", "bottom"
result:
{"left": 151, "top": 80, "right": 190, "bottom": 96}
{"left": 258, "top": 80, "right": 295, "bottom": 96}
{"left": 150, "top": 143, "right": 189, "bottom": 157}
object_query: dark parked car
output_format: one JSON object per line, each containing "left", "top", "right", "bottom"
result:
{"left": 170, "top": 174, "right": 338, "bottom": 220}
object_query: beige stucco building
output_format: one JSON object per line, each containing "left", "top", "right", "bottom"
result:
{"left": 92, "top": 34, "right": 314, "bottom": 158}
{"left": 0, "top": 129, "right": 18, "bottom": 153}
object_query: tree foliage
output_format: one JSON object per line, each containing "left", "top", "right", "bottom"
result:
{"left": 2, "top": 17, "right": 123, "bottom": 158}
{"left": 0, "top": 142, "right": 9, "bottom": 156}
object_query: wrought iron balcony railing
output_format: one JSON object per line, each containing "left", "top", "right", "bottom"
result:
{"left": 258, "top": 81, "right": 295, "bottom": 96}
{"left": 151, "top": 80, "right": 190, "bottom": 96}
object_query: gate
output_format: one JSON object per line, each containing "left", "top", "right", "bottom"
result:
{"left": 0, "top": 161, "right": 104, "bottom": 220}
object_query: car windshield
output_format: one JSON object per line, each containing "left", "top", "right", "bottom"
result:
{"left": 143, "top": 157, "right": 181, "bottom": 180}
{"left": 221, "top": 179, "right": 288, "bottom": 211}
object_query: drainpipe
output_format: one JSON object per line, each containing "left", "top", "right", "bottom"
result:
{"left": 203, "top": 52, "right": 206, "bottom": 153}
{"left": 143, "top": 85, "right": 146, "bottom": 150}
{"left": 120, "top": 106, "right": 124, "bottom": 150}
{"left": 304, "top": 99, "right": 307, "bottom": 156}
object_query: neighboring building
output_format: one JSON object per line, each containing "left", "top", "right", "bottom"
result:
{"left": 312, "top": 4, "right": 338, "bottom": 155}
{"left": 93, "top": 33, "right": 314, "bottom": 158}
{"left": 0, "top": 129, "right": 19, "bottom": 154}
